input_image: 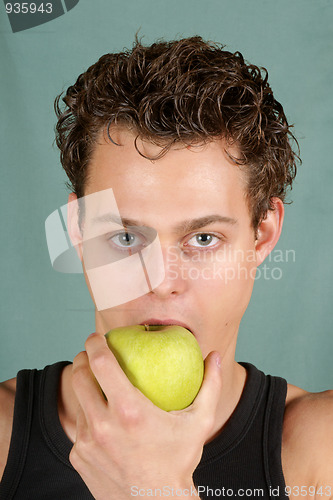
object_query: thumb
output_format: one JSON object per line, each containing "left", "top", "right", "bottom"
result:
{"left": 192, "top": 351, "right": 222, "bottom": 418}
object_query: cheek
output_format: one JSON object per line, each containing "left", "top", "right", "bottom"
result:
{"left": 96, "top": 304, "right": 139, "bottom": 334}
{"left": 189, "top": 249, "right": 257, "bottom": 319}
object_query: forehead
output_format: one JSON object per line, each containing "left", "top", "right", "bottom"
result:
{"left": 84, "top": 128, "right": 250, "bottom": 226}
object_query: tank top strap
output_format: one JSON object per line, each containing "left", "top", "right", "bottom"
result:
{"left": 0, "top": 362, "right": 72, "bottom": 499}
{"left": 0, "top": 368, "right": 36, "bottom": 499}
{"left": 263, "top": 373, "right": 288, "bottom": 496}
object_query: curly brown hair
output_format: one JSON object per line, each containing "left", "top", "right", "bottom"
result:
{"left": 54, "top": 36, "right": 300, "bottom": 230}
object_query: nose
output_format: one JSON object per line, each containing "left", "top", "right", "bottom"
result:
{"left": 151, "top": 245, "right": 188, "bottom": 299}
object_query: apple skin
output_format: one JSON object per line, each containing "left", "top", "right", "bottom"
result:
{"left": 105, "top": 325, "right": 204, "bottom": 411}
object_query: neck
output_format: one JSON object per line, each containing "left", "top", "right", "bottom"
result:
{"left": 207, "top": 357, "right": 247, "bottom": 443}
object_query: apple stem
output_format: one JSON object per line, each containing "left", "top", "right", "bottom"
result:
{"left": 144, "top": 324, "right": 149, "bottom": 331}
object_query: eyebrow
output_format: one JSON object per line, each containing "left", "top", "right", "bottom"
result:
{"left": 92, "top": 213, "right": 237, "bottom": 233}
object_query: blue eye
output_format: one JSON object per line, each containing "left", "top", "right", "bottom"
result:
{"left": 108, "top": 232, "right": 145, "bottom": 251}
{"left": 185, "top": 233, "right": 220, "bottom": 248}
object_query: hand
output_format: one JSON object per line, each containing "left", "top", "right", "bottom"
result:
{"left": 69, "top": 332, "right": 222, "bottom": 499}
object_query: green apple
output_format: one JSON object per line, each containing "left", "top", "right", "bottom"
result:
{"left": 105, "top": 324, "right": 204, "bottom": 411}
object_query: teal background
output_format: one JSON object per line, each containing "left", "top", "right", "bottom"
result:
{"left": 0, "top": 0, "right": 332, "bottom": 390}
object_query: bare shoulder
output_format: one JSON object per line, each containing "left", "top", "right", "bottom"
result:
{"left": 0, "top": 378, "right": 16, "bottom": 481}
{"left": 282, "top": 383, "right": 333, "bottom": 495}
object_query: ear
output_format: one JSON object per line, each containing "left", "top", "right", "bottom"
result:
{"left": 255, "top": 197, "right": 284, "bottom": 266}
{"left": 67, "top": 192, "right": 83, "bottom": 261}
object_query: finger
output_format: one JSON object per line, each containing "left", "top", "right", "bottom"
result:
{"left": 69, "top": 406, "right": 91, "bottom": 472}
{"left": 73, "top": 404, "right": 87, "bottom": 444}
{"left": 84, "top": 332, "right": 141, "bottom": 405}
{"left": 71, "top": 350, "right": 107, "bottom": 425}
{"left": 191, "top": 351, "right": 222, "bottom": 418}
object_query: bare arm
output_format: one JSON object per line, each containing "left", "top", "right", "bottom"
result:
{"left": 0, "top": 378, "right": 16, "bottom": 481}
{"left": 282, "top": 388, "right": 333, "bottom": 499}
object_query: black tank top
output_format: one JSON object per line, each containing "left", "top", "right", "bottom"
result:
{"left": 0, "top": 361, "right": 289, "bottom": 499}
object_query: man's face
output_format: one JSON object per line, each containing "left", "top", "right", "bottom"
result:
{"left": 80, "top": 128, "right": 258, "bottom": 359}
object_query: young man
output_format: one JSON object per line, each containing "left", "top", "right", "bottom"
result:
{"left": 0, "top": 37, "right": 332, "bottom": 499}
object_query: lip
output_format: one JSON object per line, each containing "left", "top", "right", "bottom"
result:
{"left": 139, "top": 318, "right": 194, "bottom": 334}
